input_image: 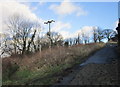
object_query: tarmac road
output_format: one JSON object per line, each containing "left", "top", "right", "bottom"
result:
{"left": 80, "top": 43, "right": 118, "bottom": 66}
{"left": 53, "top": 43, "right": 119, "bottom": 85}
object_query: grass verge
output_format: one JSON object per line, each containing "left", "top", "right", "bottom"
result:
{"left": 2, "top": 43, "right": 105, "bottom": 85}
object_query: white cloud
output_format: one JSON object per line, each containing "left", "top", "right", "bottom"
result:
{"left": 112, "top": 20, "right": 118, "bottom": 31}
{"left": 0, "top": 1, "right": 73, "bottom": 39}
{"left": 70, "top": 26, "right": 97, "bottom": 40}
{"left": 115, "top": 20, "right": 118, "bottom": 27}
{"left": 51, "top": 23, "right": 97, "bottom": 40}
{"left": 76, "top": 26, "right": 93, "bottom": 34}
{"left": 0, "top": 1, "right": 96, "bottom": 41}
{"left": 49, "top": 0, "right": 87, "bottom": 16}
{"left": 51, "top": 21, "right": 71, "bottom": 31}
{"left": 0, "top": 1, "right": 43, "bottom": 33}
{"left": 39, "top": 0, "right": 46, "bottom": 6}
{"left": 59, "top": 31, "right": 71, "bottom": 39}
{"left": 51, "top": 21, "right": 72, "bottom": 39}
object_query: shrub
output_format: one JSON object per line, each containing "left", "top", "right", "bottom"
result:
{"left": 2, "top": 61, "right": 19, "bottom": 81}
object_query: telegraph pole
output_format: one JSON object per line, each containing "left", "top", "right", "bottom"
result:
{"left": 44, "top": 20, "right": 55, "bottom": 48}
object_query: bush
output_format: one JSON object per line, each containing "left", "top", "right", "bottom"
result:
{"left": 2, "top": 61, "right": 19, "bottom": 81}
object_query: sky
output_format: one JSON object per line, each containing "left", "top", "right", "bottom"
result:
{"left": 0, "top": 0, "right": 118, "bottom": 40}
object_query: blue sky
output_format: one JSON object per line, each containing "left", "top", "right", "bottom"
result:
{"left": 31, "top": 2, "right": 117, "bottom": 28}
{"left": 26, "top": 2, "right": 118, "bottom": 39}
{"left": 1, "top": 1, "right": 118, "bottom": 40}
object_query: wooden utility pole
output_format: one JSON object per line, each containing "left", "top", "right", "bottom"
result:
{"left": 44, "top": 20, "right": 55, "bottom": 48}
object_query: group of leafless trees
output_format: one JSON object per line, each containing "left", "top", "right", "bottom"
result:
{"left": 0, "top": 14, "right": 63, "bottom": 57}
{"left": 92, "top": 28, "right": 117, "bottom": 43}
{"left": 66, "top": 28, "right": 117, "bottom": 46}
{"left": 0, "top": 13, "right": 117, "bottom": 57}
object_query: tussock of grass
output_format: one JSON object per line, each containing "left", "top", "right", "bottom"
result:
{"left": 2, "top": 43, "right": 105, "bottom": 85}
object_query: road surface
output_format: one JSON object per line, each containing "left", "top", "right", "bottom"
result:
{"left": 53, "top": 43, "right": 119, "bottom": 85}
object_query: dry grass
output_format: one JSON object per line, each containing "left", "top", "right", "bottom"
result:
{"left": 2, "top": 43, "right": 105, "bottom": 85}
{"left": 23, "top": 43, "right": 104, "bottom": 70}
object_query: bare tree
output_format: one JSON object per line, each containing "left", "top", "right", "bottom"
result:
{"left": 97, "top": 28, "right": 104, "bottom": 42}
{"left": 92, "top": 27, "right": 104, "bottom": 43}
{"left": 81, "top": 30, "right": 90, "bottom": 44}
{"left": 35, "top": 35, "right": 41, "bottom": 52}
{"left": 75, "top": 33, "right": 81, "bottom": 45}
{"left": 27, "top": 29, "right": 36, "bottom": 53}
{"left": 93, "top": 28, "right": 98, "bottom": 43}
{"left": 103, "top": 29, "right": 116, "bottom": 41}
{"left": 0, "top": 33, "right": 14, "bottom": 57}
{"left": 46, "top": 32, "right": 63, "bottom": 47}
{"left": 6, "top": 13, "right": 41, "bottom": 55}
{"left": 67, "top": 38, "right": 73, "bottom": 46}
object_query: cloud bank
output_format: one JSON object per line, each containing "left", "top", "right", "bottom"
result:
{"left": 0, "top": 1, "right": 43, "bottom": 33}
{"left": 0, "top": 1, "right": 97, "bottom": 40}
{"left": 49, "top": 0, "right": 87, "bottom": 16}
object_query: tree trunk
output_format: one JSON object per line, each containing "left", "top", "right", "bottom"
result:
{"left": 22, "top": 40, "right": 26, "bottom": 55}
{"left": 27, "top": 30, "right": 36, "bottom": 53}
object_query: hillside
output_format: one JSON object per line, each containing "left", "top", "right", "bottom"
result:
{"left": 2, "top": 43, "right": 105, "bottom": 85}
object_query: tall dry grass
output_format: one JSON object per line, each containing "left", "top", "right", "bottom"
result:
{"left": 3, "top": 43, "right": 105, "bottom": 71}
{"left": 2, "top": 43, "right": 105, "bottom": 85}
{"left": 19, "top": 43, "right": 104, "bottom": 70}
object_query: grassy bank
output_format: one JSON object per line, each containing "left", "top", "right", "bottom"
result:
{"left": 2, "top": 43, "right": 105, "bottom": 85}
